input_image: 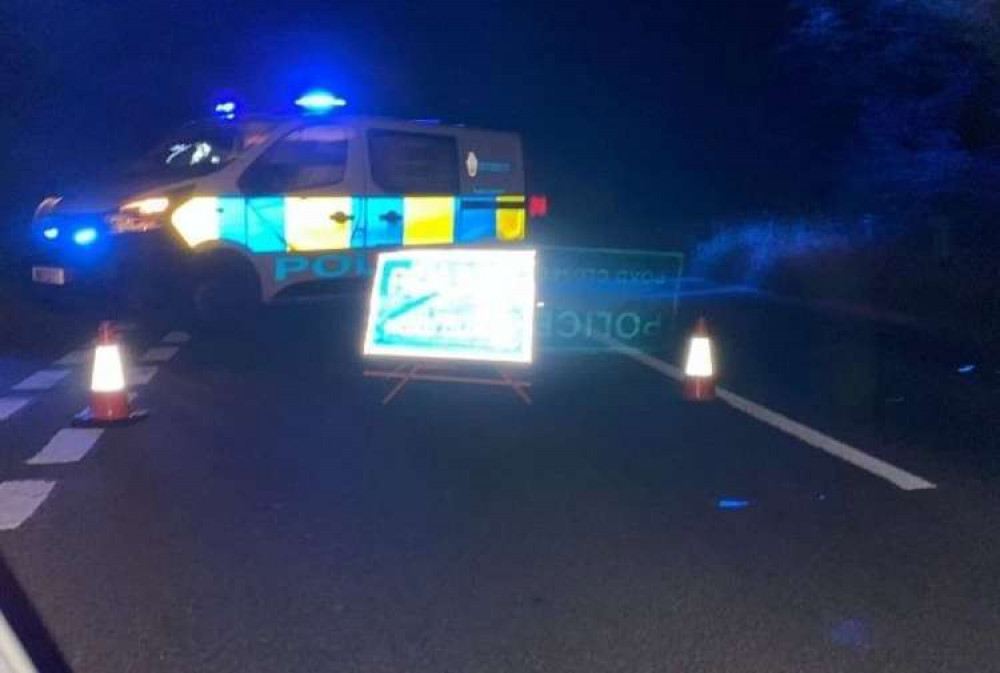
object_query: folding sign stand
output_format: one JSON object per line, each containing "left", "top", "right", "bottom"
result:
{"left": 364, "top": 361, "right": 532, "bottom": 406}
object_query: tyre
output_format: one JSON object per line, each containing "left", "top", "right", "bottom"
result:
{"left": 191, "top": 254, "right": 261, "bottom": 332}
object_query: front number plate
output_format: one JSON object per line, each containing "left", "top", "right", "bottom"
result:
{"left": 31, "top": 266, "right": 67, "bottom": 286}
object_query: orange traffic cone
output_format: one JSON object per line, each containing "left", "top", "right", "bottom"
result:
{"left": 683, "top": 317, "right": 716, "bottom": 402}
{"left": 73, "top": 321, "right": 148, "bottom": 426}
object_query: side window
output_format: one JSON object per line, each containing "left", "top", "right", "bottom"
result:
{"left": 368, "top": 130, "right": 459, "bottom": 194}
{"left": 240, "top": 126, "right": 348, "bottom": 194}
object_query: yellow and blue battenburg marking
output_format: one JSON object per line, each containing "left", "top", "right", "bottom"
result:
{"left": 284, "top": 197, "right": 354, "bottom": 251}
{"left": 171, "top": 195, "right": 526, "bottom": 251}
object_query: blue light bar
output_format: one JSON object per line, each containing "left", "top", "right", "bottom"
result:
{"left": 214, "top": 100, "right": 237, "bottom": 120}
{"left": 42, "top": 227, "right": 59, "bottom": 240}
{"left": 294, "top": 89, "right": 347, "bottom": 114}
{"left": 73, "top": 227, "right": 98, "bottom": 246}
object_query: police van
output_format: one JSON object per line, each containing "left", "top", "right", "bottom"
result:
{"left": 29, "top": 92, "right": 546, "bottom": 322}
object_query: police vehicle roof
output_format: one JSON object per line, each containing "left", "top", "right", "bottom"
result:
{"left": 199, "top": 113, "right": 514, "bottom": 135}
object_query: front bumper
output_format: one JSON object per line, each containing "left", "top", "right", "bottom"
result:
{"left": 26, "top": 224, "right": 189, "bottom": 308}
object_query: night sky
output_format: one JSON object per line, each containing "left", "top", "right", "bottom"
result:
{"left": 2, "top": 0, "right": 814, "bottom": 249}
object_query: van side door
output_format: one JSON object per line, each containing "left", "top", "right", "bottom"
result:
{"left": 238, "top": 124, "right": 363, "bottom": 253}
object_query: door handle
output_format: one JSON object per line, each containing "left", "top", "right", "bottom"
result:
{"left": 379, "top": 211, "right": 402, "bottom": 224}
{"left": 330, "top": 212, "right": 354, "bottom": 224}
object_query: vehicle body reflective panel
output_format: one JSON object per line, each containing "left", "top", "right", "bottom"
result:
{"left": 403, "top": 197, "right": 454, "bottom": 245}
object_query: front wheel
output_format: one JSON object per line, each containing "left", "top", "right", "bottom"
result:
{"left": 192, "top": 256, "right": 261, "bottom": 332}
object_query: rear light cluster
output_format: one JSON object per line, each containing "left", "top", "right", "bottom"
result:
{"left": 528, "top": 194, "right": 548, "bottom": 218}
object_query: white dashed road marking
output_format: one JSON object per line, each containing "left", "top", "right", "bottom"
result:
{"left": 162, "top": 331, "right": 190, "bottom": 344}
{"left": 0, "top": 397, "right": 32, "bottom": 421}
{"left": 128, "top": 366, "right": 159, "bottom": 386}
{"left": 27, "top": 429, "right": 104, "bottom": 465}
{"left": 141, "top": 346, "right": 179, "bottom": 363}
{"left": 603, "top": 337, "right": 937, "bottom": 492}
{"left": 0, "top": 328, "right": 191, "bottom": 531}
{"left": 0, "top": 481, "right": 56, "bottom": 530}
{"left": 55, "top": 349, "right": 90, "bottom": 366}
{"left": 12, "top": 368, "right": 71, "bottom": 391}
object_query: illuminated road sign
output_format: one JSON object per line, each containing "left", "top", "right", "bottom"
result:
{"left": 363, "top": 249, "right": 536, "bottom": 363}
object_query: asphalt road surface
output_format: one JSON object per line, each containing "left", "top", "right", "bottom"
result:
{"left": 1, "top": 283, "right": 999, "bottom": 672}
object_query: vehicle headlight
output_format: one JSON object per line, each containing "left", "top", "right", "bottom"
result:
{"left": 107, "top": 197, "right": 170, "bottom": 233}
{"left": 121, "top": 197, "right": 170, "bottom": 215}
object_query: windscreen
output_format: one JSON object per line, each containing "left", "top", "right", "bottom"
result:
{"left": 127, "top": 121, "right": 274, "bottom": 181}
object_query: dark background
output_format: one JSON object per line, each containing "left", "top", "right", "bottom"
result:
{"left": 0, "top": 0, "right": 815, "bottom": 249}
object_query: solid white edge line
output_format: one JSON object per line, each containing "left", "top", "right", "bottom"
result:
{"left": 27, "top": 428, "right": 104, "bottom": 465}
{"left": 0, "top": 398, "right": 32, "bottom": 422}
{"left": 599, "top": 338, "right": 684, "bottom": 381}
{"left": 12, "top": 369, "right": 71, "bottom": 391}
{"left": 715, "top": 389, "right": 936, "bottom": 491}
{"left": 0, "top": 481, "right": 56, "bottom": 531}
{"left": 600, "top": 336, "right": 937, "bottom": 491}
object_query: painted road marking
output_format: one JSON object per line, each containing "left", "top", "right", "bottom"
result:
{"left": 141, "top": 346, "right": 179, "bottom": 363}
{"left": 0, "top": 481, "right": 56, "bottom": 530}
{"left": 129, "top": 366, "right": 159, "bottom": 386}
{"left": 603, "top": 337, "right": 937, "bottom": 492}
{"left": 12, "top": 368, "right": 71, "bottom": 391}
{"left": 0, "top": 397, "right": 32, "bottom": 421}
{"left": 715, "top": 389, "right": 936, "bottom": 491}
{"left": 27, "top": 429, "right": 104, "bottom": 465}
{"left": 162, "top": 331, "right": 190, "bottom": 344}
{"left": 55, "top": 349, "right": 89, "bottom": 366}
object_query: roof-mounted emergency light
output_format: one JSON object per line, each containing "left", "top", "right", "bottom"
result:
{"left": 294, "top": 89, "right": 347, "bottom": 114}
{"left": 214, "top": 100, "right": 237, "bottom": 120}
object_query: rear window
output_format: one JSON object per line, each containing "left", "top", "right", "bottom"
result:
{"left": 368, "top": 130, "right": 459, "bottom": 194}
